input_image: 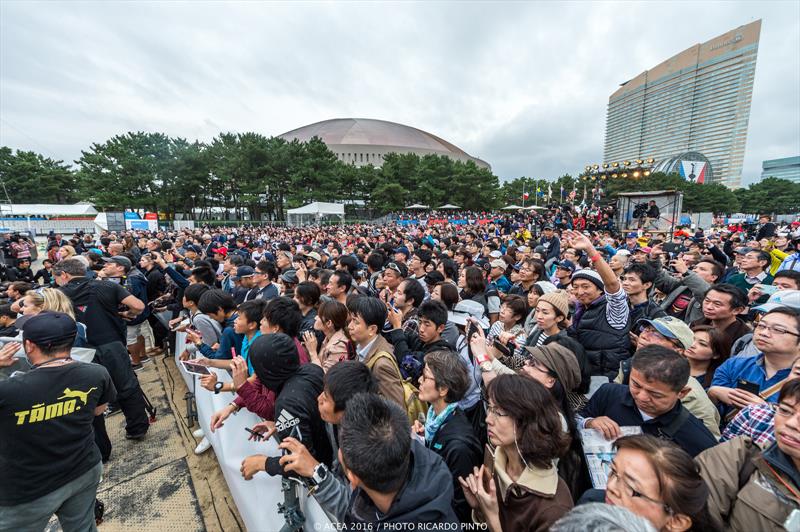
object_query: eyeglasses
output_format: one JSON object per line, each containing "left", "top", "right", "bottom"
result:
{"left": 755, "top": 322, "right": 800, "bottom": 337}
{"left": 776, "top": 403, "right": 800, "bottom": 418}
{"left": 486, "top": 403, "right": 509, "bottom": 419}
{"left": 607, "top": 467, "right": 673, "bottom": 515}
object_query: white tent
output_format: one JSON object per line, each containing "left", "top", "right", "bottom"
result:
{"left": 286, "top": 202, "right": 345, "bottom": 226}
{"left": 0, "top": 202, "right": 97, "bottom": 217}
{"left": 502, "top": 205, "right": 524, "bottom": 210}
{"left": 405, "top": 203, "right": 429, "bottom": 209}
{"left": 438, "top": 204, "right": 461, "bottom": 209}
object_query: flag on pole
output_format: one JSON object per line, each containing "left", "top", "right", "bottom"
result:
{"left": 560, "top": 184, "right": 564, "bottom": 199}
{"left": 547, "top": 183, "right": 552, "bottom": 202}
{"left": 523, "top": 192, "right": 530, "bottom": 200}
{"left": 582, "top": 185, "right": 587, "bottom": 201}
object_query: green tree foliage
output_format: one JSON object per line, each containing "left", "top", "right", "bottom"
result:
{"left": 4, "top": 133, "right": 799, "bottom": 219}
{"left": 0, "top": 146, "right": 77, "bottom": 203}
{"left": 735, "top": 177, "right": 800, "bottom": 214}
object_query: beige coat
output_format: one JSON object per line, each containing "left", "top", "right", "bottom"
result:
{"left": 318, "top": 329, "right": 350, "bottom": 372}
{"left": 362, "top": 335, "right": 405, "bottom": 409}
{"left": 696, "top": 436, "right": 800, "bottom": 532}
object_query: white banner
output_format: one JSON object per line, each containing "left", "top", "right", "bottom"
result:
{"left": 174, "top": 332, "right": 333, "bottom": 531}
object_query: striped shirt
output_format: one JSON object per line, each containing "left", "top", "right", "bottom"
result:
{"left": 605, "top": 286, "right": 631, "bottom": 330}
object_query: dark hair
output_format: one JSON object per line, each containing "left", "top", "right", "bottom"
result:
{"left": 486, "top": 375, "right": 571, "bottom": 468}
{"left": 522, "top": 258, "right": 546, "bottom": 281}
{"left": 198, "top": 289, "right": 237, "bottom": 315}
{"left": 183, "top": 283, "right": 210, "bottom": 305}
{"left": 190, "top": 266, "right": 216, "bottom": 286}
{"left": 463, "top": 266, "right": 486, "bottom": 296}
{"left": 424, "top": 350, "right": 469, "bottom": 403}
{"left": 400, "top": 279, "right": 425, "bottom": 308}
{"left": 318, "top": 300, "right": 349, "bottom": 331}
{"left": 339, "top": 393, "right": 410, "bottom": 493}
{"left": 0, "top": 303, "right": 16, "bottom": 319}
{"left": 295, "top": 281, "right": 321, "bottom": 308}
{"left": 689, "top": 324, "right": 729, "bottom": 388}
{"left": 238, "top": 299, "right": 267, "bottom": 325}
{"left": 779, "top": 378, "right": 800, "bottom": 404}
{"left": 35, "top": 338, "right": 77, "bottom": 357}
{"left": 228, "top": 255, "right": 244, "bottom": 267}
{"left": 696, "top": 259, "right": 724, "bottom": 282}
{"left": 9, "top": 281, "right": 33, "bottom": 294}
{"left": 435, "top": 282, "right": 460, "bottom": 310}
{"left": 256, "top": 260, "right": 278, "bottom": 281}
{"left": 774, "top": 269, "right": 800, "bottom": 288}
{"left": 325, "top": 361, "right": 378, "bottom": 412}
{"left": 352, "top": 296, "right": 387, "bottom": 331}
{"left": 52, "top": 258, "right": 86, "bottom": 277}
{"left": 366, "top": 252, "right": 385, "bottom": 272}
{"left": 418, "top": 300, "right": 448, "bottom": 327}
{"left": 338, "top": 255, "right": 359, "bottom": 276}
{"left": 623, "top": 262, "right": 656, "bottom": 285}
{"left": 751, "top": 250, "right": 771, "bottom": 269}
{"left": 412, "top": 249, "right": 431, "bottom": 266}
{"left": 631, "top": 345, "right": 690, "bottom": 392}
{"left": 439, "top": 258, "right": 458, "bottom": 280}
{"left": 764, "top": 306, "right": 800, "bottom": 341}
{"left": 502, "top": 294, "right": 528, "bottom": 324}
{"left": 331, "top": 271, "right": 353, "bottom": 292}
{"left": 614, "top": 435, "right": 720, "bottom": 531}
{"left": 263, "top": 297, "right": 303, "bottom": 337}
{"left": 705, "top": 283, "right": 748, "bottom": 310}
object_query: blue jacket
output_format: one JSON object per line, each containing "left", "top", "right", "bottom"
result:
{"left": 198, "top": 314, "right": 243, "bottom": 360}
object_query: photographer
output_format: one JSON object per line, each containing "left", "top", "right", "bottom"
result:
{"left": 654, "top": 256, "right": 722, "bottom": 323}
{"left": 239, "top": 334, "right": 332, "bottom": 480}
{"left": 276, "top": 361, "right": 378, "bottom": 522}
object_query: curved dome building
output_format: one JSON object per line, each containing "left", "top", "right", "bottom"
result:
{"left": 278, "top": 118, "right": 490, "bottom": 170}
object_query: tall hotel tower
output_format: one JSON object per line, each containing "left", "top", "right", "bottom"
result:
{"left": 603, "top": 20, "right": 761, "bottom": 188}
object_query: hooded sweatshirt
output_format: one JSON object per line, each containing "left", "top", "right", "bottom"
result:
{"left": 345, "top": 440, "right": 459, "bottom": 528}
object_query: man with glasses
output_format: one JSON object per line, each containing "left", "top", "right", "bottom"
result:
{"left": 244, "top": 261, "right": 279, "bottom": 302}
{"left": 709, "top": 307, "right": 800, "bottom": 415}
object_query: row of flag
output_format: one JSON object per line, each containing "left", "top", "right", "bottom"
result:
{"left": 521, "top": 183, "right": 586, "bottom": 202}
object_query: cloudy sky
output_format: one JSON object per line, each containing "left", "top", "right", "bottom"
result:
{"left": 1, "top": 1, "right": 798, "bottom": 186}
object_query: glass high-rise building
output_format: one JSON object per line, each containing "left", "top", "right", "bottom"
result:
{"left": 604, "top": 20, "right": 761, "bottom": 189}
{"left": 761, "top": 156, "right": 800, "bottom": 183}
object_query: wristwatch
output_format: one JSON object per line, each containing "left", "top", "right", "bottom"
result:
{"left": 308, "top": 463, "right": 329, "bottom": 487}
{"left": 214, "top": 381, "right": 224, "bottom": 394}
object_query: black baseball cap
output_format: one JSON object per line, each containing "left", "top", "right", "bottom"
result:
{"left": 101, "top": 256, "right": 132, "bottom": 270}
{"left": 22, "top": 312, "right": 77, "bottom": 347}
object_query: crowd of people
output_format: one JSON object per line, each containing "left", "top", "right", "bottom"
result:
{"left": 0, "top": 208, "right": 799, "bottom": 532}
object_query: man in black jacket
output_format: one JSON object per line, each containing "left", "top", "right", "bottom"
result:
{"left": 578, "top": 345, "right": 717, "bottom": 457}
{"left": 240, "top": 333, "right": 332, "bottom": 480}
{"left": 340, "top": 393, "right": 459, "bottom": 527}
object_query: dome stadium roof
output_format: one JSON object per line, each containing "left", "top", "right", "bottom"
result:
{"left": 278, "top": 118, "right": 489, "bottom": 169}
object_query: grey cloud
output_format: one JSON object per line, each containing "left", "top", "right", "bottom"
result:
{"left": 1, "top": 1, "right": 797, "bottom": 187}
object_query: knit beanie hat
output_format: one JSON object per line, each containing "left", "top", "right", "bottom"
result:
{"left": 571, "top": 269, "right": 604, "bottom": 291}
{"left": 250, "top": 333, "right": 299, "bottom": 392}
{"left": 538, "top": 289, "right": 570, "bottom": 317}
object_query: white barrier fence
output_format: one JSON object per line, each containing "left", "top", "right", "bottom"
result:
{"left": 173, "top": 332, "right": 333, "bottom": 532}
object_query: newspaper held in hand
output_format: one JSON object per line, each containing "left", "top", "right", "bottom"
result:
{"left": 579, "top": 426, "right": 642, "bottom": 489}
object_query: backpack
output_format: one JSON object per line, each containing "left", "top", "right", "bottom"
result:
{"left": 366, "top": 350, "right": 428, "bottom": 424}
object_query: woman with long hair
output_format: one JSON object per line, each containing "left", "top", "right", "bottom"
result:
{"left": 303, "top": 300, "right": 352, "bottom": 372}
{"left": 460, "top": 374, "right": 573, "bottom": 532}
{"left": 685, "top": 324, "right": 728, "bottom": 389}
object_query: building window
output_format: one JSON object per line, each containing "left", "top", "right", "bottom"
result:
{"left": 360, "top": 153, "right": 363, "bottom": 162}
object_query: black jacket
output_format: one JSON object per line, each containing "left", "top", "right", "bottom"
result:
{"left": 580, "top": 383, "right": 717, "bottom": 457}
{"left": 345, "top": 440, "right": 459, "bottom": 527}
{"left": 267, "top": 364, "right": 333, "bottom": 475}
{"left": 426, "top": 408, "right": 482, "bottom": 523}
